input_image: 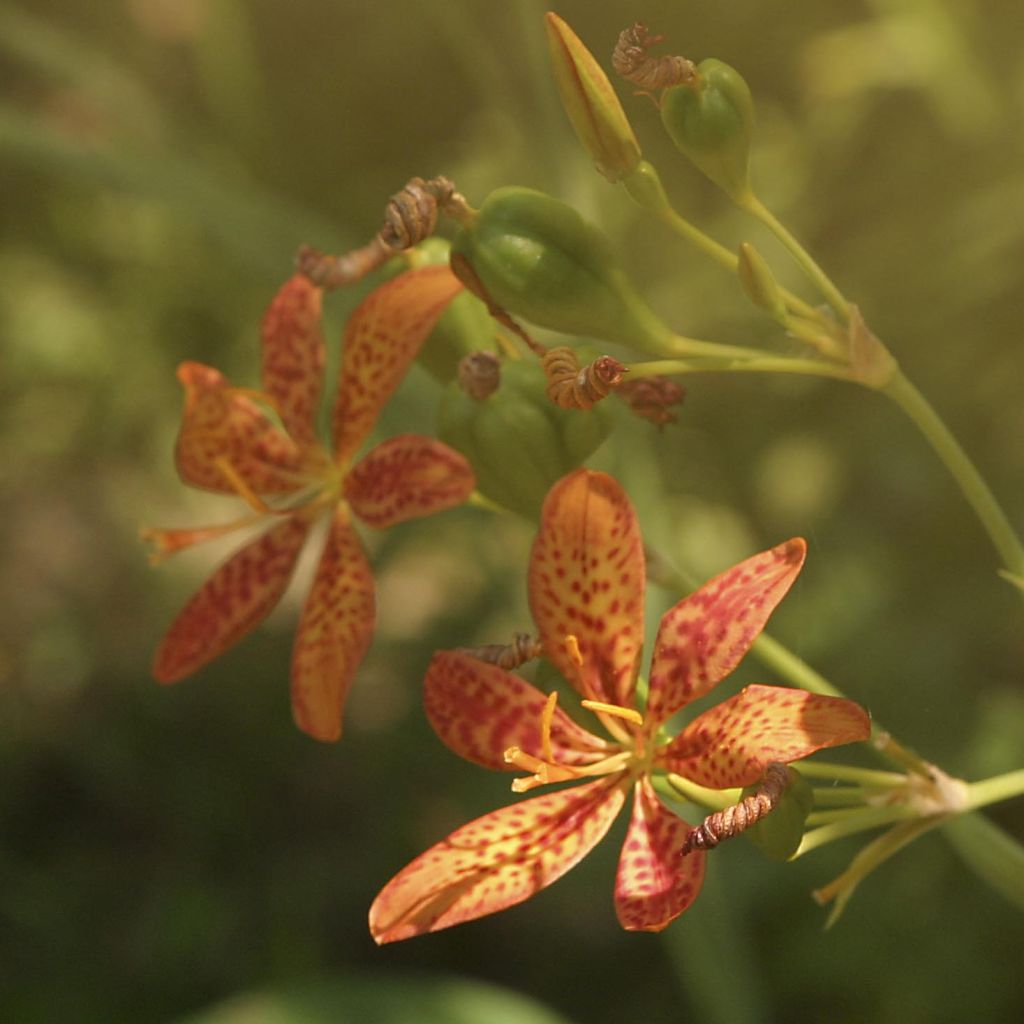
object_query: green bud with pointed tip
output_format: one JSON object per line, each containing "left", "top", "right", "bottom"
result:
{"left": 660, "top": 58, "right": 755, "bottom": 201}
{"left": 437, "top": 357, "right": 613, "bottom": 518}
{"left": 737, "top": 241, "right": 786, "bottom": 320}
{"left": 450, "top": 186, "right": 674, "bottom": 354}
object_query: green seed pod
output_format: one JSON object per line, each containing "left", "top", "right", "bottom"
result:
{"left": 660, "top": 58, "right": 755, "bottom": 202}
{"left": 742, "top": 767, "right": 813, "bottom": 861}
{"left": 450, "top": 187, "right": 674, "bottom": 354}
{"left": 438, "top": 357, "right": 614, "bottom": 518}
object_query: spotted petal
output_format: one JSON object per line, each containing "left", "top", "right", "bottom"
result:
{"left": 528, "top": 470, "right": 645, "bottom": 707}
{"left": 646, "top": 538, "right": 807, "bottom": 726}
{"left": 332, "top": 265, "right": 463, "bottom": 464}
{"left": 290, "top": 504, "right": 376, "bottom": 742}
{"left": 153, "top": 515, "right": 310, "bottom": 683}
{"left": 369, "top": 775, "right": 627, "bottom": 944}
{"left": 261, "top": 274, "right": 325, "bottom": 447}
{"left": 345, "top": 435, "right": 475, "bottom": 529}
{"left": 174, "top": 362, "right": 310, "bottom": 495}
{"left": 615, "top": 777, "right": 706, "bottom": 932}
{"left": 424, "top": 650, "right": 615, "bottom": 771}
{"left": 658, "top": 684, "right": 872, "bottom": 789}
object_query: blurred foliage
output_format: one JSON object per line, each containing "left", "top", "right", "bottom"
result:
{"left": 178, "top": 974, "right": 574, "bottom": 1024}
{"left": 1, "top": 1, "right": 1022, "bottom": 1022}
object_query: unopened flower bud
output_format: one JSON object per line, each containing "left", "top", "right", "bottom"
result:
{"left": 660, "top": 58, "right": 755, "bottom": 201}
{"left": 545, "top": 12, "right": 642, "bottom": 183}
{"left": 737, "top": 241, "right": 786, "bottom": 320}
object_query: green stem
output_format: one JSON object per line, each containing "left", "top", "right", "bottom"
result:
{"left": 798, "top": 761, "right": 908, "bottom": 787}
{"left": 628, "top": 355, "right": 855, "bottom": 384}
{"left": 653, "top": 203, "right": 825, "bottom": 323}
{"left": 796, "top": 771, "right": 1024, "bottom": 858}
{"left": 738, "top": 193, "right": 850, "bottom": 320}
{"left": 797, "top": 804, "right": 920, "bottom": 855}
{"left": 658, "top": 334, "right": 777, "bottom": 363}
{"left": 621, "top": 164, "right": 826, "bottom": 325}
{"left": 748, "top": 634, "right": 843, "bottom": 700}
{"left": 812, "top": 817, "right": 947, "bottom": 924}
{"left": 664, "top": 773, "right": 740, "bottom": 811}
{"left": 811, "top": 786, "right": 892, "bottom": 807}
{"left": 964, "top": 769, "right": 1024, "bottom": 812}
{"left": 633, "top": 352, "right": 1024, "bottom": 582}
{"left": 630, "top": 163, "right": 1023, "bottom": 582}
{"left": 881, "top": 369, "right": 1024, "bottom": 578}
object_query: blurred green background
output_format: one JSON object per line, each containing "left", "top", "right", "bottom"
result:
{"left": 2, "top": 1, "right": 1023, "bottom": 1021}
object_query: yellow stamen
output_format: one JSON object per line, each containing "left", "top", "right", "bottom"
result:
{"left": 565, "top": 633, "right": 584, "bottom": 666}
{"left": 540, "top": 691, "right": 558, "bottom": 763}
{"left": 503, "top": 744, "right": 635, "bottom": 793}
{"left": 215, "top": 456, "right": 274, "bottom": 515}
{"left": 140, "top": 517, "right": 265, "bottom": 564}
{"left": 581, "top": 699, "right": 644, "bottom": 727}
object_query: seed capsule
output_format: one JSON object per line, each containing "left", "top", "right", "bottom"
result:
{"left": 683, "top": 763, "right": 790, "bottom": 854}
{"left": 660, "top": 58, "right": 756, "bottom": 202}
{"left": 450, "top": 186, "right": 674, "bottom": 354}
{"left": 438, "top": 357, "right": 613, "bottom": 518}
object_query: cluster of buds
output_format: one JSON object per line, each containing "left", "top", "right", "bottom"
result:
{"left": 141, "top": 11, "right": 1011, "bottom": 951}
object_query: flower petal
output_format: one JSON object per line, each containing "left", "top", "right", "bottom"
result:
{"left": 369, "top": 776, "right": 627, "bottom": 944}
{"left": 615, "top": 777, "right": 706, "bottom": 932}
{"left": 424, "top": 650, "right": 614, "bottom": 771}
{"left": 141, "top": 516, "right": 264, "bottom": 564}
{"left": 345, "top": 435, "right": 475, "bottom": 529}
{"left": 174, "top": 362, "right": 310, "bottom": 495}
{"left": 332, "top": 265, "right": 463, "bottom": 463}
{"left": 152, "top": 515, "right": 310, "bottom": 683}
{"left": 658, "top": 684, "right": 872, "bottom": 788}
{"left": 290, "top": 505, "right": 376, "bottom": 742}
{"left": 261, "top": 274, "right": 325, "bottom": 447}
{"left": 528, "top": 470, "right": 645, "bottom": 707}
{"left": 646, "top": 538, "right": 806, "bottom": 726}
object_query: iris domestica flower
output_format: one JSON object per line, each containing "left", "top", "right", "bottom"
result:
{"left": 370, "top": 469, "right": 869, "bottom": 940}
{"left": 145, "top": 267, "right": 474, "bottom": 741}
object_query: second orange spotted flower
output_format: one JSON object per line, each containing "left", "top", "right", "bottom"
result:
{"left": 146, "top": 266, "right": 474, "bottom": 741}
{"left": 369, "top": 470, "right": 870, "bottom": 940}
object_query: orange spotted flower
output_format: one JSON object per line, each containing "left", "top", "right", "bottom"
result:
{"left": 145, "top": 265, "right": 474, "bottom": 741}
{"left": 369, "top": 469, "right": 870, "bottom": 940}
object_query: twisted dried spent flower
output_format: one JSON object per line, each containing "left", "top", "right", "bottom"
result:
{"left": 459, "top": 633, "right": 545, "bottom": 672}
{"left": 542, "top": 346, "right": 627, "bottom": 410}
{"left": 683, "top": 763, "right": 790, "bottom": 853}
{"left": 612, "top": 22, "right": 697, "bottom": 93}
{"left": 297, "top": 177, "right": 471, "bottom": 290}
{"left": 616, "top": 375, "right": 685, "bottom": 427}
{"left": 456, "top": 351, "right": 502, "bottom": 401}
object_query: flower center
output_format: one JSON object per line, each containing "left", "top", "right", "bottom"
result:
{"left": 503, "top": 634, "right": 651, "bottom": 794}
